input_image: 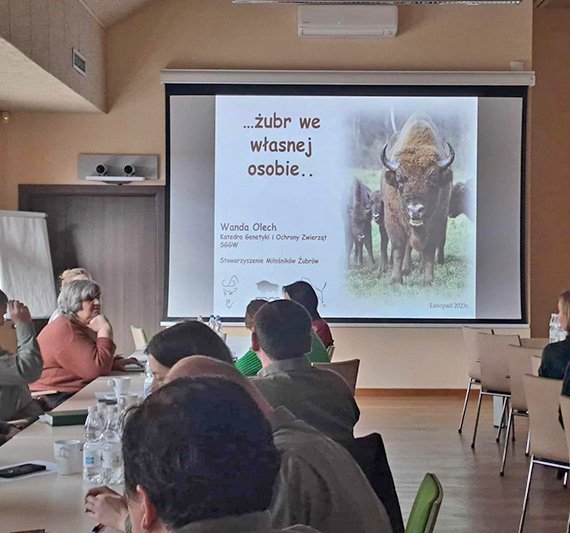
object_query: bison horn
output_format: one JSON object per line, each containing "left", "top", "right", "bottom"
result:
{"left": 380, "top": 144, "right": 400, "bottom": 172}
{"left": 437, "top": 142, "right": 455, "bottom": 170}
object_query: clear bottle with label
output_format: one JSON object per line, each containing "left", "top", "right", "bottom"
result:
{"left": 143, "top": 359, "right": 154, "bottom": 398}
{"left": 549, "top": 313, "right": 560, "bottom": 344}
{"left": 101, "top": 405, "right": 123, "bottom": 485}
{"left": 83, "top": 405, "right": 102, "bottom": 483}
{"left": 208, "top": 314, "right": 215, "bottom": 329}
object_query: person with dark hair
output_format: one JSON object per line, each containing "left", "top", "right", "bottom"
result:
{"left": 145, "top": 320, "right": 233, "bottom": 390}
{"left": 251, "top": 300, "right": 359, "bottom": 445}
{"left": 283, "top": 281, "right": 333, "bottom": 348}
{"left": 0, "top": 290, "right": 44, "bottom": 430}
{"left": 236, "top": 299, "right": 329, "bottom": 377}
{"left": 86, "top": 376, "right": 321, "bottom": 533}
{"left": 85, "top": 358, "right": 392, "bottom": 533}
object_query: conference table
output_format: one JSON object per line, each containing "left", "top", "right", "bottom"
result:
{"left": 0, "top": 373, "right": 145, "bottom": 533}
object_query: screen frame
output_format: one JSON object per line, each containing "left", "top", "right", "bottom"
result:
{"left": 164, "top": 82, "right": 528, "bottom": 325}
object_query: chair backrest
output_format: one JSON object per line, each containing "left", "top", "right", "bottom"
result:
{"left": 462, "top": 327, "right": 493, "bottom": 381}
{"left": 405, "top": 473, "right": 443, "bottom": 533}
{"left": 313, "top": 359, "right": 360, "bottom": 394}
{"left": 559, "top": 395, "right": 570, "bottom": 458}
{"left": 130, "top": 325, "right": 148, "bottom": 350}
{"left": 520, "top": 337, "right": 550, "bottom": 350}
{"left": 524, "top": 374, "right": 568, "bottom": 464}
{"left": 507, "top": 345, "right": 542, "bottom": 412}
{"left": 327, "top": 345, "right": 336, "bottom": 361}
{"left": 478, "top": 333, "right": 520, "bottom": 394}
{"left": 346, "top": 433, "right": 405, "bottom": 533}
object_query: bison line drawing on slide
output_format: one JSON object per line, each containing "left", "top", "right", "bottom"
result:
{"left": 344, "top": 179, "right": 375, "bottom": 268}
{"left": 380, "top": 113, "right": 455, "bottom": 286}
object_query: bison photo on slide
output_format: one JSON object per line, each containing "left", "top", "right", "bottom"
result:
{"left": 345, "top": 105, "right": 477, "bottom": 300}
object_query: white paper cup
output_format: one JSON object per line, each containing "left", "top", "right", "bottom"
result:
{"left": 107, "top": 376, "right": 131, "bottom": 397}
{"left": 53, "top": 439, "right": 82, "bottom": 475}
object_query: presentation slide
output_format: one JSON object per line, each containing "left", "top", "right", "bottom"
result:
{"left": 213, "top": 96, "right": 477, "bottom": 319}
{"left": 167, "top": 87, "right": 524, "bottom": 323}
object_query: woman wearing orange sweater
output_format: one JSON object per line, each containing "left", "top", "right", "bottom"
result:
{"left": 31, "top": 280, "right": 135, "bottom": 404}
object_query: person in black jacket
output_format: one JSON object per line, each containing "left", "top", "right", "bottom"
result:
{"left": 539, "top": 290, "right": 570, "bottom": 380}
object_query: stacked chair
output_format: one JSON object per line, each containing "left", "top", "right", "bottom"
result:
{"left": 500, "top": 345, "right": 542, "bottom": 475}
{"left": 518, "top": 375, "right": 569, "bottom": 533}
{"left": 470, "top": 333, "right": 521, "bottom": 449}
{"left": 458, "top": 327, "right": 492, "bottom": 433}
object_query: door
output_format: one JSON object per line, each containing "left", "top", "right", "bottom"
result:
{"left": 19, "top": 185, "right": 164, "bottom": 355}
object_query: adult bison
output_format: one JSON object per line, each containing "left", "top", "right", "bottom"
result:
{"left": 345, "top": 179, "right": 375, "bottom": 268}
{"left": 449, "top": 180, "right": 474, "bottom": 220}
{"left": 380, "top": 113, "right": 454, "bottom": 285}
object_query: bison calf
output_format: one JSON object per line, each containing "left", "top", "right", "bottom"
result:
{"left": 370, "top": 190, "right": 389, "bottom": 271}
{"left": 345, "top": 179, "right": 375, "bottom": 268}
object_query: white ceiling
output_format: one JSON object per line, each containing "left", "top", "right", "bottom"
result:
{"left": 81, "top": 0, "right": 157, "bottom": 28}
{"left": 0, "top": 39, "right": 100, "bottom": 113}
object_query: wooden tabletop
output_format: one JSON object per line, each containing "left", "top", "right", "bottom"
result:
{"left": 0, "top": 374, "right": 145, "bottom": 533}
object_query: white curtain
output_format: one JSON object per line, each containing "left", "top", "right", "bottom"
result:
{"left": 0, "top": 211, "right": 57, "bottom": 318}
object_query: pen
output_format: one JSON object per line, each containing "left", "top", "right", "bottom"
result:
{"left": 92, "top": 524, "right": 104, "bottom": 533}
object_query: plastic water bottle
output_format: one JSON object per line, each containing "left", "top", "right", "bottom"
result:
{"left": 101, "top": 405, "right": 123, "bottom": 485}
{"left": 198, "top": 315, "right": 204, "bottom": 324}
{"left": 549, "top": 314, "right": 560, "bottom": 344}
{"left": 83, "top": 406, "right": 103, "bottom": 483}
{"left": 559, "top": 328, "right": 568, "bottom": 342}
{"left": 143, "top": 359, "right": 154, "bottom": 398}
{"left": 208, "top": 314, "right": 215, "bottom": 329}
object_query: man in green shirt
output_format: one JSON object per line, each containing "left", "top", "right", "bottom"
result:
{"left": 250, "top": 300, "right": 359, "bottom": 446}
{"left": 236, "top": 299, "right": 329, "bottom": 377}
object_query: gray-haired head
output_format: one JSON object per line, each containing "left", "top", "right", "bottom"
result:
{"left": 0, "top": 290, "right": 8, "bottom": 308}
{"left": 58, "top": 279, "right": 101, "bottom": 320}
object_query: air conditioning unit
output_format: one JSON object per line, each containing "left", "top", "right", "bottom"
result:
{"left": 235, "top": 0, "right": 522, "bottom": 5}
{"left": 298, "top": 5, "right": 397, "bottom": 37}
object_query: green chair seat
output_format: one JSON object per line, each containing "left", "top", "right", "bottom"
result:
{"left": 405, "top": 473, "right": 443, "bottom": 533}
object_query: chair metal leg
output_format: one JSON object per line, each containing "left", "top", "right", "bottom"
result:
{"left": 511, "top": 412, "right": 516, "bottom": 441}
{"left": 564, "top": 472, "right": 568, "bottom": 488}
{"left": 518, "top": 456, "right": 535, "bottom": 533}
{"left": 525, "top": 430, "right": 531, "bottom": 456}
{"left": 471, "top": 390, "right": 483, "bottom": 449}
{"left": 500, "top": 408, "right": 514, "bottom": 476}
{"left": 497, "top": 397, "right": 509, "bottom": 442}
{"left": 458, "top": 379, "right": 474, "bottom": 433}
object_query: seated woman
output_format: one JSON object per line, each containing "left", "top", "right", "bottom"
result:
{"left": 283, "top": 281, "right": 334, "bottom": 348}
{"left": 235, "top": 298, "right": 330, "bottom": 377}
{"left": 31, "top": 280, "right": 134, "bottom": 403}
{"left": 539, "top": 290, "right": 570, "bottom": 380}
{"left": 49, "top": 267, "right": 92, "bottom": 323}
{"left": 146, "top": 320, "right": 233, "bottom": 390}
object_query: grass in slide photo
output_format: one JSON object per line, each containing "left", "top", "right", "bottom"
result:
{"left": 346, "top": 168, "right": 475, "bottom": 300}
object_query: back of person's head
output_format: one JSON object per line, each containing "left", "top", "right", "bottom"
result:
{"left": 0, "top": 290, "right": 8, "bottom": 308}
{"left": 122, "top": 377, "right": 280, "bottom": 530}
{"left": 245, "top": 299, "right": 268, "bottom": 331}
{"left": 146, "top": 321, "right": 233, "bottom": 369}
{"left": 283, "top": 281, "right": 320, "bottom": 321}
{"left": 59, "top": 267, "right": 92, "bottom": 289}
{"left": 57, "top": 279, "right": 101, "bottom": 319}
{"left": 254, "top": 299, "right": 312, "bottom": 361}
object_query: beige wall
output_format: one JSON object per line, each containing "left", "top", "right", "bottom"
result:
{"left": 530, "top": 9, "right": 570, "bottom": 337}
{"left": 0, "top": 0, "right": 536, "bottom": 388}
{"left": 0, "top": 0, "right": 106, "bottom": 111}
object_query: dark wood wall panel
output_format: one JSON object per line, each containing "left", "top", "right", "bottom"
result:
{"left": 20, "top": 185, "right": 164, "bottom": 355}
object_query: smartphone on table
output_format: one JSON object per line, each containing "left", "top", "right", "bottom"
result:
{"left": 0, "top": 463, "right": 47, "bottom": 478}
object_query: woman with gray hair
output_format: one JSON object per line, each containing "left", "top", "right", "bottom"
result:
{"left": 31, "top": 280, "right": 137, "bottom": 400}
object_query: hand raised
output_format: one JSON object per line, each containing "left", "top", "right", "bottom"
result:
{"left": 8, "top": 301, "right": 32, "bottom": 325}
